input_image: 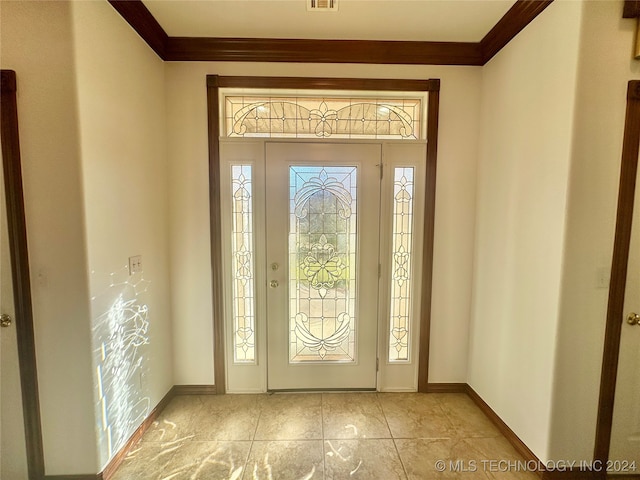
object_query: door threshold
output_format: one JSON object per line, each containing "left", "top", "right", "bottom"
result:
{"left": 267, "top": 388, "right": 377, "bottom": 393}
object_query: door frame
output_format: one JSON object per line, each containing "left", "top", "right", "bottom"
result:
{"left": 206, "top": 75, "right": 441, "bottom": 394}
{"left": 1, "top": 70, "right": 44, "bottom": 480}
{"left": 594, "top": 79, "right": 640, "bottom": 465}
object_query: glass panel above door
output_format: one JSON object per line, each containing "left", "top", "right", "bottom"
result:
{"left": 222, "top": 92, "right": 425, "bottom": 140}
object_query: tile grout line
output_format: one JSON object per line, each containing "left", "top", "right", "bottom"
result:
{"left": 376, "top": 392, "right": 396, "bottom": 441}
{"left": 392, "top": 437, "right": 410, "bottom": 480}
{"left": 320, "top": 393, "right": 326, "bottom": 480}
{"left": 116, "top": 393, "right": 535, "bottom": 480}
{"left": 377, "top": 393, "right": 410, "bottom": 480}
{"left": 244, "top": 396, "right": 264, "bottom": 479}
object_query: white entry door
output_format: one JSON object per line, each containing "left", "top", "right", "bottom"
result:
{"left": 0, "top": 149, "right": 29, "bottom": 478}
{"left": 609, "top": 151, "right": 640, "bottom": 471}
{"left": 265, "top": 143, "right": 381, "bottom": 390}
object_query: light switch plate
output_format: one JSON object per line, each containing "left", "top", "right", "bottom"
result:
{"left": 128, "top": 255, "right": 142, "bottom": 275}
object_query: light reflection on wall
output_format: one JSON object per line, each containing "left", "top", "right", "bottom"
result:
{"left": 91, "top": 265, "right": 151, "bottom": 466}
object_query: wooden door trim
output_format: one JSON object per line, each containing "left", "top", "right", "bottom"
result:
{"left": 207, "top": 75, "right": 440, "bottom": 393}
{"left": 206, "top": 76, "right": 226, "bottom": 394}
{"left": 417, "top": 81, "right": 440, "bottom": 392}
{"left": 1, "top": 70, "right": 45, "bottom": 479}
{"left": 594, "top": 80, "right": 640, "bottom": 462}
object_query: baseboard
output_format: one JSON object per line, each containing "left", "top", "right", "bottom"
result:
{"left": 465, "top": 385, "right": 542, "bottom": 467}
{"left": 45, "top": 384, "right": 216, "bottom": 480}
{"left": 173, "top": 384, "right": 217, "bottom": 395}
{"left": 425, "top": 382, "right": 467, "bottom": 393}
{"left": 541, "top": 468, "right": 640, "bottom": 479}
{"left": 463, "top": 386, "right": 629, "bottom": 480}
{"left": 100, "top": 386, "right": 177, "bottom": 480}
{"left": 44, "top": 475, "right": 100, "bottom": 479}
{"left": 542, "top": 470, "right": 603, "bottom": 479}
{"left": 439, "top": 385, "right": 640, "bottom": 480}
{"left": 541, "top": 470, "right": 640, "bottom": 479}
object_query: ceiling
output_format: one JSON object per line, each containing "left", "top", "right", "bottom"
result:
{"left": 141, "top": 0, "right": 517, "bottom": 43}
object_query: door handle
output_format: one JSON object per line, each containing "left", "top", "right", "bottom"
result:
{"left": 627, "top": 312, "right": 640, "bottom": 326}
{"left": 270, "top": 280, "right": 279, "bottom": 288}
{"left": 1, "top": 314, "right": 12, "bottom": 328}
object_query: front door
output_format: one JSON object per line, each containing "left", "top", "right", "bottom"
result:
{"left": 609, "top": 146, "right": 640, "bottom": 471}
{"left": 265, "top": 143, "right": 381, "bottom": 390}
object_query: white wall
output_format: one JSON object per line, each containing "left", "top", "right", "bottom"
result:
{"left": 1, "top": 0, "right": 172, "bottom": 474}
{"left": 165, "top": 63, "right": 481, "bottom": 386}
{"left": 550, "top": 0, "right": 640, "bottom": 461}
{"left": 71, "top": 1, "right": 172, "bottom": 469}
{"left": 0, "top": 1, "right": 98, "bottom": 474}
{"left": 469, "top": 0, "right": 582, "bottom": 461}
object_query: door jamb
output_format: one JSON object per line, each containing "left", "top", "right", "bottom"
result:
{"left": 206, "top": 75, "right": 441, "bottom": 393}
{"left": 1, "top": 70, "right": 45, "bottom": 480}
{"left": 594, "top": 79, "right": 640, "bottom": 463}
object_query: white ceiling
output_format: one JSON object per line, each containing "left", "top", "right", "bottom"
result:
{"left": 142, "top": 0, "right": 517, "bottom": 43}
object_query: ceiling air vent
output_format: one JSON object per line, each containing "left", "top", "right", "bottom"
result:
{"left": 307, "top": 0, "right": 338, "bottom": 12}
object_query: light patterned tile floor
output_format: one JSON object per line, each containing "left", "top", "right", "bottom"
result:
{"left": 111, "top": 393, "right": 539, "bottom": 480}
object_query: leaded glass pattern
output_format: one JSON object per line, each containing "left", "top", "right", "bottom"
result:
{"left": 231, "top": 165, "right": 256, "bottom": 363}
{"left": 224, "top": 96, "right": 422, "bottom": 139}
{"left": 389, "top": 167, "right": 415, "bottom": 362}
{"left": 289, "top": 166, "right": 357, "bottom": 362}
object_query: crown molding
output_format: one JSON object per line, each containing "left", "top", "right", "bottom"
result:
{"left": 166, "top": 37, "right": 483, "bottom": 65}
{"left": 480, "top": 0, "right": 554, "bottom": 63}
{"left": 108, "top": 0, "right": 168, "bottom": 59}
{"left": 623, "top": 0, "right": 640, "bottom": 18}
{"left": 109, "top": 0, "right": 554, "bottom": 66}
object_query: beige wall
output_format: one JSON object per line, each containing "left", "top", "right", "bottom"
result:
{"left": 550, "top": 0, "right": 640, "bottom": 461}
{"left": 1, "top": 0, "right": 173, "bottom": 474}
{"left": 165, "top": 62, "right": 482, "bottom": 386}
{"left": 71, "top": 1, "right": 172, "bottom": 469}
{"left": 469, "top": 0, "right": 582, "bottom": 461}
{"left": 0, "top": 1, "right": 98, "bottom": 474}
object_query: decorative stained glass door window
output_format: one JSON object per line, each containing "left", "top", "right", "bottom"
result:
{"left": 388, "top": 166, "right": 417, "bottom": 362}
{"left": 266, "top": 143, "right": 381, "bottom": 390}
{"left": 230, "top": 165, "right": 256, "bottom": 363}
{"left": 289, "top": 166, "right": 357, "bottom": 362}
{"left": 222, "top": 93, "right": 424, "bottom": 140}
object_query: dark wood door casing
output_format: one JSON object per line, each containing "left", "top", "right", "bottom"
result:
{"left": 1, "top": 69, "right": 45, "bottom": 480}
{"left": 206, "top": 75, "right": 441, "bottom": 394}
{"left": 594, "top": 80, "right": 640, "bottom": 465}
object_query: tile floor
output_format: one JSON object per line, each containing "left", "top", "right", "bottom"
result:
{"left": 111, "top": 392, "right": 539, "bottom": 480}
